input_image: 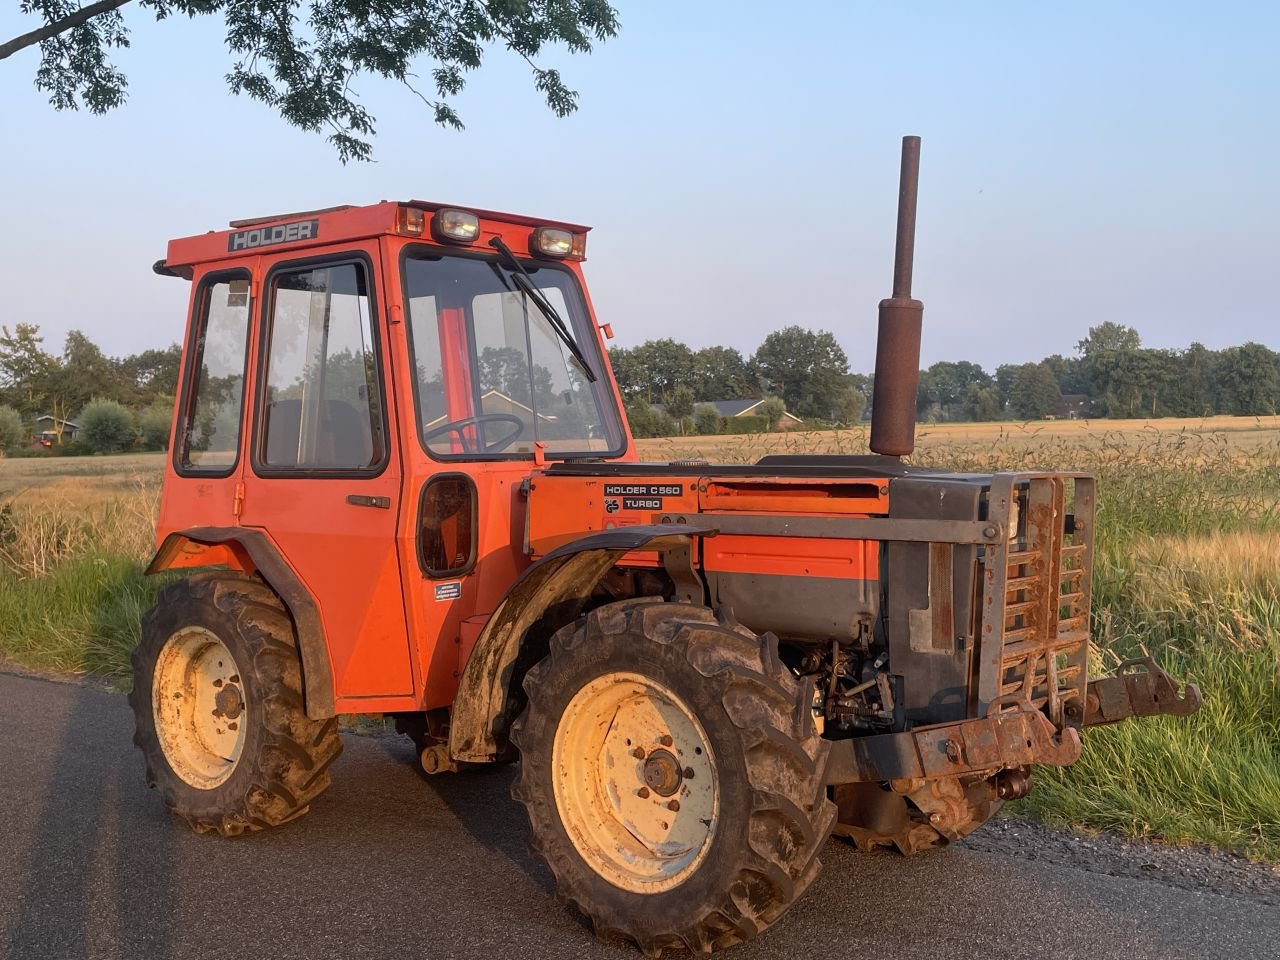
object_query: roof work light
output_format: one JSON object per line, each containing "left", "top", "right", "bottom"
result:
{"left": 530, "top": 227, "right": 585, "bottom": 259}
{"left": 432, "top": 208, "right": 481, "bottom": 244}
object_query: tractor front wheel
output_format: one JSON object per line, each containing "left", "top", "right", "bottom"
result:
{"left": 512, "top": 599, "right": 836, "bottom": 956}
{"left": 129, "top": 573, "right": 342, "bottom": 836}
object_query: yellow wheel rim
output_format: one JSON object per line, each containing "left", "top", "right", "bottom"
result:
{"left": 552, "top": 672, "right": 719, "bottom": 892}
{"left": 152, "top": 626, "right": 247, "bottom": 789}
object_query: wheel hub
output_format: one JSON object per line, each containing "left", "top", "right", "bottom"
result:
{"left": 642, "top": 749, "right": 683, "bottom": 797}
{"left": 214, "top": 683, "right": 244, "bottom": 720}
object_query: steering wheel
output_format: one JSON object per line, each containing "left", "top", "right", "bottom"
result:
{"left": 422, "top": 414, "right": 526, "bottom": 454}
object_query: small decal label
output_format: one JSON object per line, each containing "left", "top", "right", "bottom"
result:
{"left": 603, "top": 484, "right": 682, "bottom": 498}
{"left": 434, "top": 581, "right": 462, "bottom": 601}
{"left": 623, "top": 498, "right": 663, "bottom": 510}
{"left": 604, "top": 498, "right": 621, "bottom": 514}
{"left": 228, "top": 218, "right": 319, "bottom": 252}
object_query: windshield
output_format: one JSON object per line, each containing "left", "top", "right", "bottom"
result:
{"left": 403, "top": 251, "right": 624, "bottom": 458}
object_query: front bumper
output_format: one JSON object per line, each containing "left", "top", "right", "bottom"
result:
{"left": 825, "top": 655, "right": 1202, "bottom": 786}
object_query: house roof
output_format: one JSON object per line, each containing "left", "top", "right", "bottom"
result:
{"left": 704, "top": 399, "right": 803, "bottom": 422}
{"left": 707, "top": 399, "right": 761, "bottom": 417}
{"left": 34, "top": 414, "right": 78, "bottom": 428}
{"left": 423, "top": 389, "right": 558, "bottom": 428}
{"left": 651, "top": 398, "right": 804, "bottom": 422}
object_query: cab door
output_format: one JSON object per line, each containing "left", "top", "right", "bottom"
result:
{"left": 238, "top": 246, "right": 414, "bottom": 705}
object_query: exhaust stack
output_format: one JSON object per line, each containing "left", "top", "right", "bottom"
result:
{"left": 869, "top": 135, "right": 924, "bottom": 458}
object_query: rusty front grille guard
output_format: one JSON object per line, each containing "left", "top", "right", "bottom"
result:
{"left": 823, "top": 470, "right": 1199, "bottom": 786}
{"left": 978, "top": 473, "right": 1095, "bottom": 727}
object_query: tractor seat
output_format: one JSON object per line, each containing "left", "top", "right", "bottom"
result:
{"left": 263, "top": 398, "right": 381, "bottom": 468}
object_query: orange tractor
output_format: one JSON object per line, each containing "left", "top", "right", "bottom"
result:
{"left": 132, "top": 138, "right": 1199, "bottom": 954}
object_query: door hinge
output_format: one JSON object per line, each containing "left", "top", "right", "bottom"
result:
{"left": 233, "top": 481, "right": 245, "bottom": 517}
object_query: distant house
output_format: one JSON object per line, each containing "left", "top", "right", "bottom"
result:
{"left": 423, "top": 389, "right": 558, "bottom": 430}
{"left": 32, "top": 414, "right": 78, "bottom": 445}
{"left": 706, "top": 399, "right": 803, "bottom": 430}
{"left": 1055, "top": 394, "right": 1091, "bottom": 420}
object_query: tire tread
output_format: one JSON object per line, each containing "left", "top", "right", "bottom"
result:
{"left": 512, "top": 599, "right": 836, "bottom": 955}
{"left": 129, "top": 572, "right": 341, "bottom": 837}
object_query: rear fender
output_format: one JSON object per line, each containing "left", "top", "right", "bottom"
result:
{"left": 147, "top": 527, "right": 335, "bottom": 720}
{"left": 448, "top": 525, "right": 713, "bottom": 763}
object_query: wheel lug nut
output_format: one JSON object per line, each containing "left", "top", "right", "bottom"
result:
{"left": 667, "top": 800, "right": 680, "bottom": 812}
{"left": 637, "top": 787, "right": 650, "bottom": 799}
{"left": 658, "top": 735, "right": 673, "bottom": 747}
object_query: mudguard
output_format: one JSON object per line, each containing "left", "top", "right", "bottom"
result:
{"left": 147, "top": 527, "right": 336, "bottom": 720}
{"left": 448, "top": 525, "right": 714, "bottom": 763}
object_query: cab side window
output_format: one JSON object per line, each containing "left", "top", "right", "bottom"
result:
{"left": 259, "top": 261, "right": 386, "bottom": 472}
{"left": 419, "top": 475, "right": 476, "bottom": 578}
{"left": 178, "top": 277, "right": 251, "bottom": 474}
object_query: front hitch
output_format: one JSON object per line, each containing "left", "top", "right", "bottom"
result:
{"left": 1081, "top": 656, "right": 1202, "bottom": 727}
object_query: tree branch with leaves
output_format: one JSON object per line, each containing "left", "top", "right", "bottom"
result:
{"left": 4, "top": 0, "right": 619, "bottom": 161}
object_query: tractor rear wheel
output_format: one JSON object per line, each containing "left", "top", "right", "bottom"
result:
{"left": 512, "top": 599, "right": 836, "bottom": 956}
{"left": 129, "top": 572, "right": 342, "bottom": 836}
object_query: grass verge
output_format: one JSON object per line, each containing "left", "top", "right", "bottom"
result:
{"left": 0, "top": 551, "right": 164, "bottom": 681}
{"left": 1018, "top": 531, "right": 1280, "bottom": 859}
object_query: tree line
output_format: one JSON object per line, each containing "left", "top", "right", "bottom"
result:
{"left": 3, "top": 318, "right": 1277, "bottom": 454}
{"left": 920, "top": 322, "right": 1280, "bottom": 422}
{"left": 610, "top": 326, "right": 869, "bottom": 437}
{"left": 0, "top": 323, "right": 181, "bottom": 454}
{"left": 611, "top": 321, "right": 1280, "bottom": 437}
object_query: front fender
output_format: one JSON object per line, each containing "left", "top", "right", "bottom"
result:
{"left": 448, "top": 525, "right": 714, "bottom": 763}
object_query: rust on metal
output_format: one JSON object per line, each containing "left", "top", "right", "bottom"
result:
{"left": 978, "top": 473, "right": 1095, "bottom": 726}
{"left": 927, "top": 541, "right": 955, "bottom": 653}
{"left": 832, "top": 773, "right": 1004, "bottom": 855}
{"left": 1084, "top": 656, "right": 1203, "bottom": 726}
{"left": 870, "top": 134, "right": 925, "bottom": 458}
{"left": 823, "top": 707, "right": 1081, "bottom": 785}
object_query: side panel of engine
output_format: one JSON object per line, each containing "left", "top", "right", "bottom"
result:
{"left": 885, "top": 477, "right": 984, "bottom": 727}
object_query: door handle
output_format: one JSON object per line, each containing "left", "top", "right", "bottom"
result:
{"left": 346, "top": 494, "right": 391, "bottom": 509}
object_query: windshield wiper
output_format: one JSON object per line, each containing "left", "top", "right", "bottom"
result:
{"left": 488, "top": 236, "right": 597, "bottom": 382}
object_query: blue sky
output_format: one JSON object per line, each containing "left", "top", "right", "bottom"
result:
{"left": 1, "top": 1, "right": 1276, "bottom": 373}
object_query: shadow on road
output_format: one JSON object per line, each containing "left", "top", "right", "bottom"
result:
{"left": 371, "top": 737, "right": 555, "bottom": 895}
{"left": 4, "top": 591, "right": 180, "bottom": 959}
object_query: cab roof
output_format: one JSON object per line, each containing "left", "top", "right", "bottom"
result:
{"left": 159, "top": 199, "right": 592, "bottom": 276}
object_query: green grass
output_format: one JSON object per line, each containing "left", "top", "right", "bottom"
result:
{"left": 1017, "top": 531, "right": 1280, "bottom": 859}
{"left": 0, "top": 551, "right": 166, "bottom": 681}
{"left": 0, "top": 456, "right": 163, "bottom": 683}
{"left": 2, "top": 427, "right": 1279, "bottom": 859}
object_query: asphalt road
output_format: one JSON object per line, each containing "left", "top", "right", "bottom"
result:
{"left": 1, "top": 670, "right": 1276, "bottom": 960}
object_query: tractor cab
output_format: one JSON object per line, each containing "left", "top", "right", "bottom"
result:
{"left": 152, "top": 202, "right": 632, "bottom": 719}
